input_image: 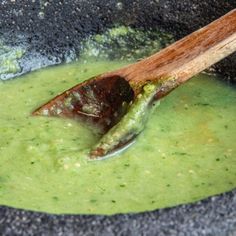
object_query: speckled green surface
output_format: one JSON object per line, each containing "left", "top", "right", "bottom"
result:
{"left": 0, "top": 60, "right": 235, "bottom": 215}
{"left": 0, "top": 41, "right": 25, "bottom": 78}
{"left": 80, "top": 26, "right": 174, "bottom": 61}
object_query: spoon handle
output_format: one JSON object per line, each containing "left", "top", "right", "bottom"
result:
{"left": 113, "top": 9, "right": 236, "bottom": 92}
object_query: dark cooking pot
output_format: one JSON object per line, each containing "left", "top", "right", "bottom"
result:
{"left": 0, "top": 1, "right": 235, "bottom": 235}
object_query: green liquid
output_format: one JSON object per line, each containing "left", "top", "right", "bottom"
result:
{"left": 0, "top": 60, "right": 235, "bottom": 214}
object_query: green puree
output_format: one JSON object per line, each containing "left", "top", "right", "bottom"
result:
{"left": 0, "top": 60, "right": 235, "bottom": 215}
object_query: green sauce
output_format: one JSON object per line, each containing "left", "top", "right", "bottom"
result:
{"left": 0, "top": 60, "right": 235, "bottom": 215}
{"left": 0, "top": 41, "right": 25, "bottom": 79}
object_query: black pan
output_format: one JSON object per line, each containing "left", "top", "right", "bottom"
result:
{"left": 0, "top": 1, "right": 235, "bottom": 235}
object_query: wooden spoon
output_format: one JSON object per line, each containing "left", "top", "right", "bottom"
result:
{"left": 33, "top": 9, "right": 236, "bottom": 159}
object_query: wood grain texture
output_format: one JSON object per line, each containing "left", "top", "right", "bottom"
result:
{"left": 106, "top": 9, "right": 236, "bottom": 93}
